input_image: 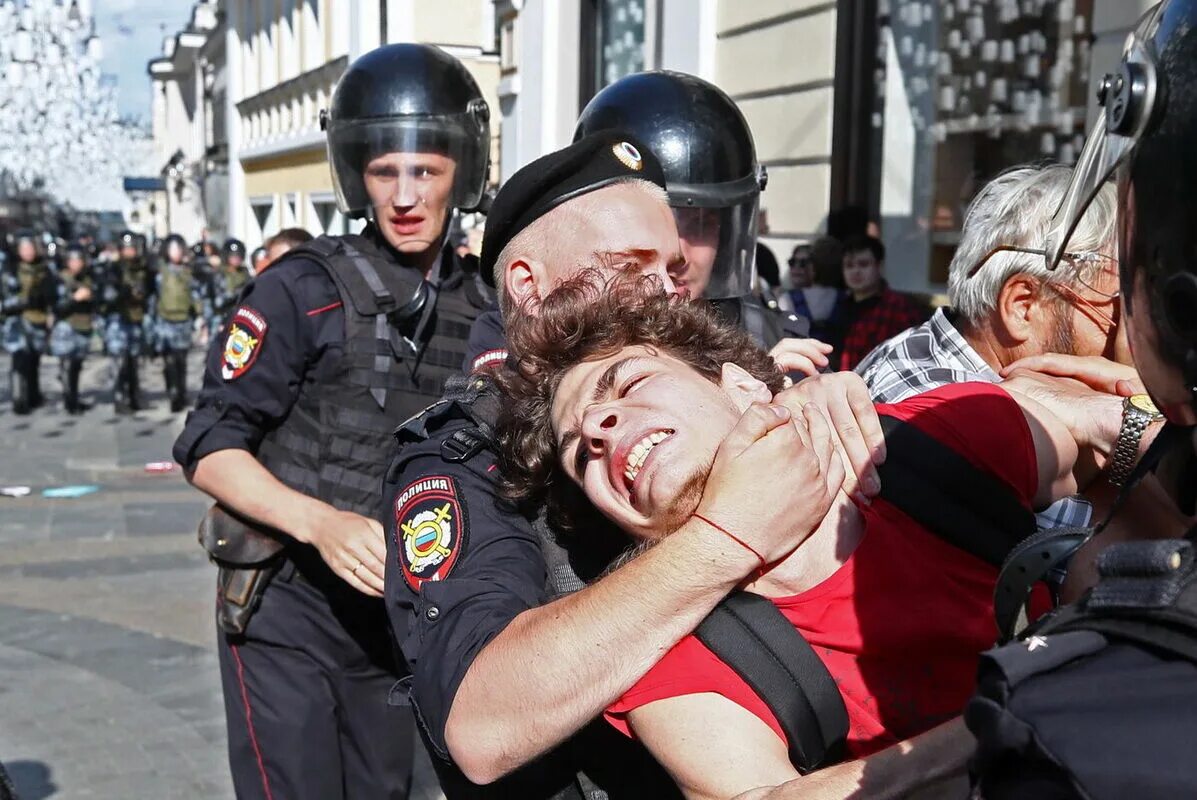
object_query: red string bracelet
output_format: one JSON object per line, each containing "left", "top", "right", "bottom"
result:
{"left": 692, "top": 513, "right": 767, "bottom": 571}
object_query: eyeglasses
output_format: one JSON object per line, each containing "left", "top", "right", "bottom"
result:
{"left": 788, "top": 257, "right": 812, "bottom": 267}
{"left": 965, "top": 244, "right": 1119, "bottom": 298}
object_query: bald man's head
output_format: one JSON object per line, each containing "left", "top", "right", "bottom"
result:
{"left": 495, "top": 178, "right": 680, "bottom": 317}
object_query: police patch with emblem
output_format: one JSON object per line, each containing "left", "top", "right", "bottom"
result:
{"left": 394, "top": 475, "right": 467, "bottom": 591}
{"left": 221, "top": 306, "right": 268, "bottom": 380}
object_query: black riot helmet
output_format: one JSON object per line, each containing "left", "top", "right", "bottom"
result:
{"left": 1047, "top": 1, "right": 1197, "bottom": 423}
{"left": 321, "top": 43, "right": 491, "bottom": 220}
{"left": 575, "top": 70, "right": 766, "bottom": 300}
{"left": 63, "top": 241, "right": 88, "bottom": 268}
{"left": 160, "top": 233, "right": 188, "bottom": 263}
{"left": 222, "top": 238, "right": 246, "bottom": 263}
{"left": 117, "top": 230, "right": 140, "bottom": 259}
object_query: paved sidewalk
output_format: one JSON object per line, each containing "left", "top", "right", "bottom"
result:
{"left": 0, "top": 350, "right": 234, "bottom": 800}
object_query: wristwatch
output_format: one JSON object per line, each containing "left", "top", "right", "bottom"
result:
{"left": 1108, "top": 393, "right": 1164, "bottom": 487}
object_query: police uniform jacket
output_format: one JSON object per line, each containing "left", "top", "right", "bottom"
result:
{"left": 383, "top": 375, "right": 678, "bottom": 799}
{"left": 174, "top": 224, "right": 491, "bottom": 518}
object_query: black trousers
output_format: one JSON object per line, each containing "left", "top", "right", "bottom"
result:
{"left": 217, "top": 557, "right": 415, "bottom": 800}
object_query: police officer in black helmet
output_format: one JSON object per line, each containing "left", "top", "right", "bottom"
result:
{"left": 575, "top": 70, "right": 827, "bottom": 374}
{"left": 965, "top": 3, "right": 1197, "bottom": 796}
{"left": 172, "top": 42, "right": 492, "bottom": 798}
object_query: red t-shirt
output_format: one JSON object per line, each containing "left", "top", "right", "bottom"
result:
{"left": 607, "top": 382, "right": 1040, "bottom": 758}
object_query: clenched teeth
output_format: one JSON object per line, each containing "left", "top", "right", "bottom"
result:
{"left": 624, "top": 430, "right": 673, "bottom": 487}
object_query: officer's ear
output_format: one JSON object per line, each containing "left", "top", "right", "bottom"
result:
{"left": 996, "top": 273, "right": 1040, "bottom": 346}
{"left": 505, "top": 257, "right": 551, "bottom": 309}
{"left": 720, "top": 363, "right": 772, "bottom": 410}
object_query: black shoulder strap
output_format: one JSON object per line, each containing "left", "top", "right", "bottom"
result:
{"left": 876, "top": 413, "right": 1036, "bottom": 567}
{"left": 694, "top": 591, "right": 848, "bottom": 773}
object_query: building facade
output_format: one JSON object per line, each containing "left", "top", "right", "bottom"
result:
{"left": 147, "top": 0, "right": 223, "bottom": 243}
{"left": 496, "top": 0, "right": 1153, "bottom": 295}
{"left": 224, "top": 0, "right": 500, "bottom": 246}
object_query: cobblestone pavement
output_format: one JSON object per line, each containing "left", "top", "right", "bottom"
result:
{"left": 0, "top": 349, "right": 234, "bottom": 799}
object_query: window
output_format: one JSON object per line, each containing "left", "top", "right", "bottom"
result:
{"left": 841, "top": 0, "right": 1096, "bottom": 293}
{"left": 580, "top": 0, "right": 646, "bottom": 105}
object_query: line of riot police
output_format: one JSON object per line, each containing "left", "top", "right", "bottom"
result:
{"left": 0, "top": 229, "right": 252, "bottom": 415}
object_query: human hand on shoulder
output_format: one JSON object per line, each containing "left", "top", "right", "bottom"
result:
{"left": 1000, "top": 354, "right": 1144, "bottom": 398}
{"left": 1001, "top": 369, "right": 1125, "bottom": 459}
{"left": 772, "top": 371, "right": 885, "bottom": 503}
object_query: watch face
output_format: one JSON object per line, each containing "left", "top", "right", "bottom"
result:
{"left": 1129, "top": 393, "right": 1161, "bottom": 416}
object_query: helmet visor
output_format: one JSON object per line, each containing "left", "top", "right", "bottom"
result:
{"left": 326, "top": 112, "right": 489, "bottom": 218}
{"left": 1045, "top": 6, "right": 1163, "bottom": 271}
{"left": 672, "top": 196, "right": 759, "bottom": 300}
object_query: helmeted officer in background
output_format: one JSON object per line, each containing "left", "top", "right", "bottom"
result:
{"left": 50, "top": 242, "right": 97, "bottom": 415}
{"left": 151, "top": 234, "right": 203, "bottom": 413}
{"left": 966, "top": 3, "right": 1197, "bottom": 797}
{"left": 1, "top": 231, "right": 55, "bottom": 414}
{"left": 575, "top": 70, "right": 813, "bottom": 355}
{"left": 210, "top": 238, "right": 251, "bottom": 328}
{"left": 101, "top": 230, "right": 154, "bottom": 413}
{"left": 172, "top": 42, "right": 493, "bottom": 799}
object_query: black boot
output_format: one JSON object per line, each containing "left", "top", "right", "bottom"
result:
{"left": 170, "top": 351, "right": 188, "bottom": 412}
{"left": 65, "top": 357, "right": 86, "bottom": 414}
{"left": 11, "top": 352, "right": 31, "bottom": 415}
{"left": 28, "top": 351, "right": 43, "bottom": 409}
{"left": 128, "top": 356, "right": 146, "bottom": 411}
{"left": 112, "top": 356, "right": 132, "bottom": 414}
{"left": 59, "top": 358, "right": 73, "bottom": 413}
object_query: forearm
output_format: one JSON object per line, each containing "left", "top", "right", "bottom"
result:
{"left": 445, "top": 519, "right": 757, "bottom": 783}
{"left": 189, "top": 448, "right": 332, "bottom": 544}
{"left": 737, "top": 718, "right": 973, "bottom": 800}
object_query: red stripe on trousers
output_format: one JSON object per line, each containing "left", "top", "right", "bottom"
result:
{"left": 231, "top": 643, "right": 275, "bottom": 800}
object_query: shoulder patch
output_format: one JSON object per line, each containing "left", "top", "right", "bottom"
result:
{"left": 394, "top": 475, "right": 468, "bottom": 591}
{"left": 221, "top": 306, "right": 268, "bottom": 380}
{"left": 471, "top": 348, "right": 508, "bottom": 373}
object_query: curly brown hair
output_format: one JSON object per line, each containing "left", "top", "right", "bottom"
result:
{"left": 496, "top": 269, "right": 785, "bottom": 560}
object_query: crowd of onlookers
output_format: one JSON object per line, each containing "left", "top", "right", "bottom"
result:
{"left": 755, "top": 218, "right": 930, "bottom": 372}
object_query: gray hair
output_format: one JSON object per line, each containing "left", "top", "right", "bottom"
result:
{"left": 947, "top": 165, "right": 1117, "bottom": 323}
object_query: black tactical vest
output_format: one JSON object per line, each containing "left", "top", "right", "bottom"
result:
{"left": 117, "top": 258, "right": 150, "bottom": 323}
{"left": 59, "top": 269, "right": 96, "bottom": 331}
{"left": 255, "top": 233, "right": 487, "bottom": 517}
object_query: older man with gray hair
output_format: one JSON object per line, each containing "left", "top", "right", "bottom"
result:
{"left": 857, "top": 164, "right": 1122, "bottom": 531}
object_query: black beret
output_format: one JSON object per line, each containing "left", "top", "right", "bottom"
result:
{"left": 479, "top": 132, "right": 667, "bottom": 287}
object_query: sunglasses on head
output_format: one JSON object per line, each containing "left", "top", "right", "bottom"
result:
{"left": 965, "top": 244, "right": 1119, "bottom": 298}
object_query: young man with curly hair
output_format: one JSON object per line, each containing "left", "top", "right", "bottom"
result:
{"left": 497, "top": 272, "right": 1147, "bottom": 800}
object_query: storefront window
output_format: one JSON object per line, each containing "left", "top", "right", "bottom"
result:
{"left": 595, "top": 0, "right": 645, "bottom": 89}
{"left": 867, "top": 0, "right": 1095, "bottom": 293}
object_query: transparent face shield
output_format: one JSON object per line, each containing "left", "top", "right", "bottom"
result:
{"left": 671, "top": 200, "right": 759, "bottom": 300}
{"left": 324, "top": 112, "right": 489, "bottom": 220}
{"left": 1044, "top": 5, "right": 1164, "bottom": 272}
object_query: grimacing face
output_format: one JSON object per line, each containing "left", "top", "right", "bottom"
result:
{"left": 363, "top": 150, "right": 457, "bottom": 255}
{"left": 549, "top": 345, "right": 770, "bottom": 540}
{"left": 509, "top": 181, "right": 686, "bottom": 305}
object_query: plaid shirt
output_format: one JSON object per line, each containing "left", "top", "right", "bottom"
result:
{"left": 836, "top": 286, "right": 929, "bottom": 371}
{"left": 857, "top": 308, "right": 1093, "bottom": 531}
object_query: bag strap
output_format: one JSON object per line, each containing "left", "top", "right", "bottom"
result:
{"left": 876, "top": 413, "right": 1036, "bottom": 567}
{"left": 694, "top": 591, "right": 848, "bottom": 773}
